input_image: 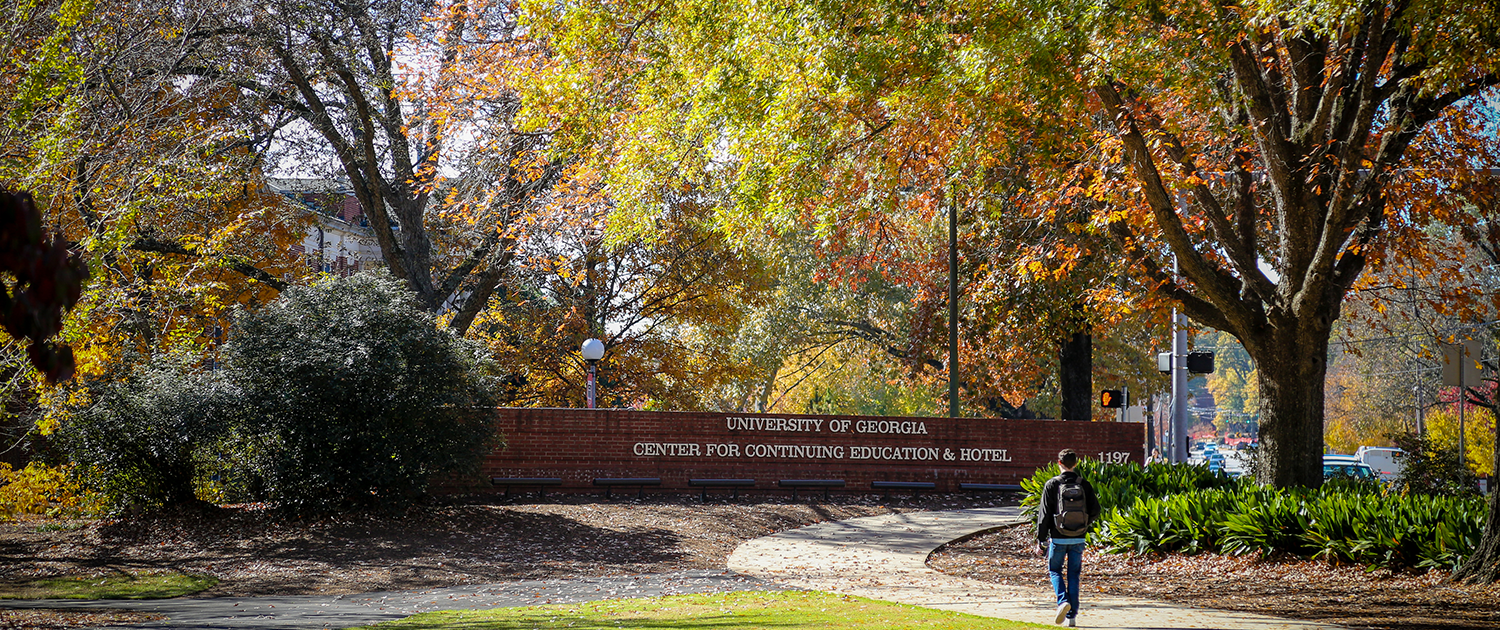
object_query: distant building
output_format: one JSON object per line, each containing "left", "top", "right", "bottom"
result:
{"left": 270, "top": 178, "right": 385, "bottom": 277}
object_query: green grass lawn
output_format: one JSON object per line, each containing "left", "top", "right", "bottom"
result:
{"left": 351, "top": 590, "right": 1051, "bottom": 630}
{"left": 0, "top": 571, "right": 216, "bottom": 599}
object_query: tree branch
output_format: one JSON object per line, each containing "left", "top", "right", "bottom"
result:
{"left": 128, "top": 236, "right": 288, "bottom": 292}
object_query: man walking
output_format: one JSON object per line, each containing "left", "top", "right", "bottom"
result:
{"left": 1036, "top": 449, "right": 1100, "bottom": 627}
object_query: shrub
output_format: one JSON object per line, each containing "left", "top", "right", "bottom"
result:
{"left": 191, "top": 429, "right": 273, "bottom": 505}
{"left": 52, "top": 354, "right": 235, "bottom": 511}
{"left": 1389, "top": 431, "right": 1478, "bottom": 497}
{"left": 0, "top": 462, "right": 99, "bottom": 519}
{"left": 226, "top": 271, "right": 497, "bottom": 513}
{"left": 1020, "top": 459, "right": 1238, "bottom": 518}
{"left": 1097, "top": 489, "right": 1240, "bottom": 555}
{"left": 1217, "top": 488, "right": 1310, "bottom": 558}
{"left": 1025, "top": 459, "right": 1487, "bottom": 572}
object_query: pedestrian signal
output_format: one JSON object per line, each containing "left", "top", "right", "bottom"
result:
{"left": 1100, "top": 389, "right": 1124, "bottom": 408}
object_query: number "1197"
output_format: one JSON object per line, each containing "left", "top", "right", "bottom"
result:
{"left": 1096, "top": 451, "right": 1130, "bottom": 464}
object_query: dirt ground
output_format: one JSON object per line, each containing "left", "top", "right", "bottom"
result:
{"left": 928, "top": 523, "right": 1500, "bottom": 630}
{"left": 0, "top": 493, "right": 1011, "bottom": 629}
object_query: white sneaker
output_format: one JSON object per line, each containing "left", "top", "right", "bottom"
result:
{"left": 1065, "top": 617, "right": 1076, "bottom": 627}
{"left": 1055, "top": 603, "right": 1071, "bottom": 625}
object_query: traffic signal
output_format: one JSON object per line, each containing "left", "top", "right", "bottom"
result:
{"left": 1187, "top": 351, "right": 1215, "bottom": 374}
{"left": 1100, "top": 389, "right": 1124, "bottom": 408}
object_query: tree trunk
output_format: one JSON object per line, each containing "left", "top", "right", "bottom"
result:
{"left": 1454, "top": 400, "right": 1500, "bottom": 584}
{"left": 1059, "top": 330, "right": 1092, "bottom": 422}
{"left": 1247, "top": 326, "right": 1329, "bottom": 488}
{"left": 1456, "top": 473, "right": 1500, "bottom": 583}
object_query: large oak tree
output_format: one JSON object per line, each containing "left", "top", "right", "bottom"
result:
{"left": 1077, "top": 0, "right": 1499, "bottom": 488}
{"left": 521, "top": 0, "right": 1499, "bottom": 488}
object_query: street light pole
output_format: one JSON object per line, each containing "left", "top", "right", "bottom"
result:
{"left": 581, "top": 338, "right": 605, "bottom": 409}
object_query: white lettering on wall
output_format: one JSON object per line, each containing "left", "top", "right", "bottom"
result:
{"left": 720, "top": 417, "right": 932, "bottom": 435}
{"left": 629, "top": 418, "right": 1021, "bottom": 463}
{"left": 853, "top": 420, "right": 929, "bottom": 435}
{"left": 847, "top": 446, "right": 942, "bottom": 461}
{"left": 633, "top": 442, "right": 702, "bottom": 457}
{"left": 725, "top": 416, "right": 825, "bottom": 432}
{"left": 631, "top": 442, "right": 1011, "bottom": 462}
{"left": 743, "top": 444, "right": 846, "bottom": 459}
{"left": 959, "top": 448, "right": 1013, "bottom": 462}
{"left": 705, "top": 443, "right": 741, "bottom": 457}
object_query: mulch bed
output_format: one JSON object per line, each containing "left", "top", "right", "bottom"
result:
{"left": 0, "top": 609, "right": 164, "bottom": 630}
{"left": 928, "top": 523, "right": 1500, "bottom": 630}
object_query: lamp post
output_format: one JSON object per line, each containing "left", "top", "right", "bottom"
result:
{"left": 581, "top": 338, "right": 605, "bottom": 408}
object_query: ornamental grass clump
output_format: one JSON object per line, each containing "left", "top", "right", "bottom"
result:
{"left": 1024, "top": 460, "right": 1486, "bottom": 573}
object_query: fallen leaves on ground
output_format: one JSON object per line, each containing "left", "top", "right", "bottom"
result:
{"left": 0, "top": 608, "right": 163, "bottom": 629}
{"left": 0, "top": 494, "right": 1012, "bottom": 598}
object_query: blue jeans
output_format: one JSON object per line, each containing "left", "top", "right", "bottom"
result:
{"left": 1048, "top": 539, "right": 1083, "bottom": 618}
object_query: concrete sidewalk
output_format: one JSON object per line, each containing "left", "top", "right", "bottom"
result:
{"left": 727, "top": 507, "right": 1344, "bottom": 629}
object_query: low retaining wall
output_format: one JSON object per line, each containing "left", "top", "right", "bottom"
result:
{"left": 472, "top": 409, "right": 1144, "bottom": 496}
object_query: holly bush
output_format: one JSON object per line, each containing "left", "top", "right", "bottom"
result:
{"left": 226, "top": 271, "right": 497, "bottom": 513}
{"left": 53, "top": 353, "right": 236, "bottom": 511}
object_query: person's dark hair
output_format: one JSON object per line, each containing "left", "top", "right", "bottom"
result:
{"left": 1058, "top": 449, "right": 1078, "bottom": 467}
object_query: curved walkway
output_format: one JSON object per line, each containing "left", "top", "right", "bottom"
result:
{"left": 728, "top": 507, "right": 1344, "bottom": 630}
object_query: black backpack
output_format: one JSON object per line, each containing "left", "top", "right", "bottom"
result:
{"left": 1054, "top": 476, "right": 1091, "bottom": 537}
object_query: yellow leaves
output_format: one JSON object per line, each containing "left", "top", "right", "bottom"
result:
{"left": 0, "top": 462, "right": 100, "bottom": 520}
{"left": 1423, "top": 405, "right": 1495, "bottom": 476}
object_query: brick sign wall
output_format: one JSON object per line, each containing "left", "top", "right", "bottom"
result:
{"left": 474, "top": 408, "right": 1145, "bottom": 495}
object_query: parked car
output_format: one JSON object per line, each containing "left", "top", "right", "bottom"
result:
{"left": 1354, "top": 446, "right": 1406, "bottom": 483}
{"left": 1323, "top": 454, "right": 1375, "bottom": 480}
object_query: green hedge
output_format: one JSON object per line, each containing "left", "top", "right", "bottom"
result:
{"left": 1022, "top": 462, "right": 1485, "bottom": 572}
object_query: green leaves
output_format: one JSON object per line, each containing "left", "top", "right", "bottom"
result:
{"left": 1026, "top": 460, "right": 1488, "bottom": 572}
{"left": 227, "top": 271, "right": 498, "bottom": 513}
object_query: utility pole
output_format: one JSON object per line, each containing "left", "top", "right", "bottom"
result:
{"left": 948, "top": 193, "right": 959, "bottom": 419}
{"left": 1145, "top": 394, "right": 1157, "bottom": 455}
{"left": 1460, "top": 359, "right": 1467, "bottom": 468}
{"left": 1171, "top": 259, "right": 1190, "bottom": 462}
{"left": 1415, "top": 385, "right": 1424, "bottom": 436}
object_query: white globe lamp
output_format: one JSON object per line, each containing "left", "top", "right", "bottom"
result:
{"left": 581, "top": 338, "right": 605, "bottom": 408}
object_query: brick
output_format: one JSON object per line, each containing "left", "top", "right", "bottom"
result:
{"left": 452, "top": 409, "right": 1145, "bottom": 496}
